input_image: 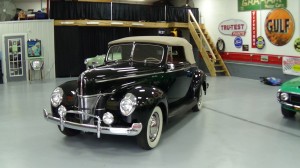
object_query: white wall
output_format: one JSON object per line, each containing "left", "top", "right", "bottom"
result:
{"left": 195, "top": 0, "right": 300, "bottom": 57}
{"left": 0, "top": 20, "right": 55, "bottom": 82}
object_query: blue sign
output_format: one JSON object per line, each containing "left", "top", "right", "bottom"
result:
{"left": 234, "top": 36, "right": 243, "bottom": 48}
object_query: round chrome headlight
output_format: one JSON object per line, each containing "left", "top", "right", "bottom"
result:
{"left": 58, "top": 105, "right": 67, "bottom": 117}
{"left": 280, "top": 92, "right": 289, "bottom": 101}
{"left": 103, "top": 112, "right": 114, "bottom": 125}
{"left": 51, "top": 87, "right": 64, "bottom": 107}
{"left": 120, "top": 93, "right": 137, "bottom": 116}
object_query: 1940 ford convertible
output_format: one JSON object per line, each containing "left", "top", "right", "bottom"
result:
{"left": 43, "top": 36, "right": 208, "bottom": 150}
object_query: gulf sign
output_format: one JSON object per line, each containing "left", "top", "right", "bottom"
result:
{"left": 219, "top": 19, "right": 247, "bottom": 36}
{"left": 265, "top": 8, "right": 294, "bottom": 46}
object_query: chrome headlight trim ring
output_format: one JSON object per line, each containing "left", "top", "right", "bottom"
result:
{"left": 51, "top": 87, "right": 64, "bottom": 107}
{"left": 120, "top": 93, "right": 137, "bottom": 116}
{"left": 280, "top": 92, "right": 289, "bottom": 101}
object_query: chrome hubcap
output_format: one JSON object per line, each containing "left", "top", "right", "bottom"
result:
{"left": 149, "top": 112, "right": 160, "bottom": 142}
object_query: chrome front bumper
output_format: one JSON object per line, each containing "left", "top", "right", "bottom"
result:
{"left": 281, "top": 102, "right": 300, "bottom": 111}
{"left": 43, "top": 109, "right": 142, "bottom": 138}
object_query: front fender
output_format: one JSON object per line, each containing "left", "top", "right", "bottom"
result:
{"left": 106, "top": 85, "right": 168, "bottom": 124}
{"left": 51, "top": 80, "right": 78, "bottom": 116}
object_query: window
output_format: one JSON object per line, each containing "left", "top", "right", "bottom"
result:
{"left": 107, "top": 44, "right": 133, "bottom": 62}
{"left": 133, "top": 44, "right": 164, "bottom": 64}
{"left": 171, "top": 46, "right": 186, "bottom": 63}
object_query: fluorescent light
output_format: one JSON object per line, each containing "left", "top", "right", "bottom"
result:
{"left": 60, "top": 21, "right": 74, "bottom": 24}
{"left": 111, "top": 21, "right": 124, "bottom": 25}
{"left": 86, "top": 22, "right": 99, "bottom": 25}
{"left": 132, "top": 22, "right": 144, "bottom": 26}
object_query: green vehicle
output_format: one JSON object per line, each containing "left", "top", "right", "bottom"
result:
{"left": 277, "top": 77, "right": 300, "bottom": 118}
{"left": 84, "top": 53, "right": 122, "bottom": 69}
{"left": 84, "top": 55, "right": 105, "bottom": 69}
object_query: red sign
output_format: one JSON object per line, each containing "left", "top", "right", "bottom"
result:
{"left": 251, "top": 11, "right": 257, "bottom": 48}
{"left": 218, "top": 19, "right": 247, "bottom": 36}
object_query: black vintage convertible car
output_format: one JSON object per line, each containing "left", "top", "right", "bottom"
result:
{"left": 43, "top": 36, "right": 208, "bottom": 150}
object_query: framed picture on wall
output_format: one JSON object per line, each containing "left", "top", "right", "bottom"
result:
{"left": 27, "top": 39, "right": 41, "bottom": 57}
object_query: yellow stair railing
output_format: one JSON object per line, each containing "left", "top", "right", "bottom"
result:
{"left": 188, "top": 10, "right": 230, "bottom": 76}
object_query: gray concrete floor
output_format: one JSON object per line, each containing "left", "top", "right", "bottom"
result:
{"left": 1, "top": 76, "right": 300, "bottom": 168}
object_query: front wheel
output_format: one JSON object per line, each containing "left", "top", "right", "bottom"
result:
{"left": 281, "top": 107, "right": 296, "bottom": 118}
{"left": 137, "top": 106, "right": 163, "bottom": 150}
{"left": 192, "top": 86, "right": 203, "bottom": 112}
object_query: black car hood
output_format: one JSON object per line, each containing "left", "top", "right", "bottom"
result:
{"left": 78, "top": 62, "right": 162, "bottom": 95}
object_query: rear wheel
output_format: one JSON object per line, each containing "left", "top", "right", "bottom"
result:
{"left": 137, "top": 106, "right": 163, "bottom": 150}
{"left": 281, "top": 107, "right": 296, "bottom": 118}
{"left": 192, "top": 86, "right": 203, "bottom": 112}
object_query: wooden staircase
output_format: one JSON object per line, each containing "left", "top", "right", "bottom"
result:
{"left": 187, "top": 10, "right": 230, "bottom": 77}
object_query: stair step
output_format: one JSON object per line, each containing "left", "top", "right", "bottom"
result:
{"left": 188, "top": 20, "right": 230, "bottom": 76}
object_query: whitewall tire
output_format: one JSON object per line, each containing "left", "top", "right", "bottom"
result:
{"left": 137, "top": 106, "right": 163, "bottom": 150}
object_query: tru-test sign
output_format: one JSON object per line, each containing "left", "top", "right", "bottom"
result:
{"left": 238, "top": 0, "right": 287, "bottom": 11}
{"left": 265, "top": 8, "right": 294, "bottom": 46}
{"left": 218, "top": 19, "right": 247, "bottom": 36}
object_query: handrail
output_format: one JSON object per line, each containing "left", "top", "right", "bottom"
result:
{"left": 188, "top": 10, "right": 216, "bottom": 61}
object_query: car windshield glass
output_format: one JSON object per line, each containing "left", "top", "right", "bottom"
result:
{"left": 107, "top": 43, "right": 164, "bottom": 64}
{"left": 132, "top": 44, "right": 163, "bottom": 64}
{"left": 107, "top": 44, "right": 133, "bottom": 62}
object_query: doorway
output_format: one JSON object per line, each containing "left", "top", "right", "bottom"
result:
{"left": 3, "top": 35, "right": 27, "bottom": 82}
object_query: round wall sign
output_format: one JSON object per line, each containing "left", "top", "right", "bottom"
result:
{"left": 234, "top": 36, "right": 243, "bottom": 48}
{"left": 265, "top": 8, "right": 295, "bottom": 46}
{"left": 294, "top": 38, "right": 300, "bottom": 52}
{"left": 256, "top": 36, "right": 265, "bottom": 49}
{"left": 216, "top": 38, "right": 225, "bottom": 52}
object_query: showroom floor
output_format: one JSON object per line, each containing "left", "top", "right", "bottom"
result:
{"left": 1, "top": 76, "right": 300, "bottom": 168}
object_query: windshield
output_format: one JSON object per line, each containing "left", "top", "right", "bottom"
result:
{"left": 107, "top": 43, "right": 164, "bottom": 64}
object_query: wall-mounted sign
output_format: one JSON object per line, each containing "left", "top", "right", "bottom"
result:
{"left": 28, "top": 39, "right": 42, "bottom": 57}
{"left": 265, "top": 8, "right": 294, "bottom": 46}
{"left": 256, "top": 36, "right": 265, "bottom": 49}
{"left": 238, "top": 0, "right": 287, "bottom": 12}
{"left": 251, "top": 11, "right": 257, "bottom": 48}
{"left": 242, "top": 45, "right": 249, "bottom": 51}
{"left": 234, "top": 36, "right": 243, "bottom": 48}
{"left": 294, "top": 38, "right": 300, "bottom": 52}
{"left": 219, "top": 19, "right": 247, "bottom": 36}
{"left": 261, "top": 55, "right": 268, "bottom": 62}
{"left": 283, "top": 57, "right": 300, "bottom": 76}
{"left": 216, "top": 38, "right": 225, "bottom": 52}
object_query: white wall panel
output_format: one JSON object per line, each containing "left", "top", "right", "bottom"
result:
{"left": 0, "top": 20, "right": 55, "bottom": 80}
{"left": 195, "top": 0, "right": 300, "bottom": 57}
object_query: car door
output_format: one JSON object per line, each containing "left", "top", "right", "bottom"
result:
{"left": 165, "top": 46, "right": 193, "bottom": 104}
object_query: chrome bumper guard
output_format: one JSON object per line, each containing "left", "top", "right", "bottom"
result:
{"left": 43, "top": 109, "right": 142, "bottom": 138}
